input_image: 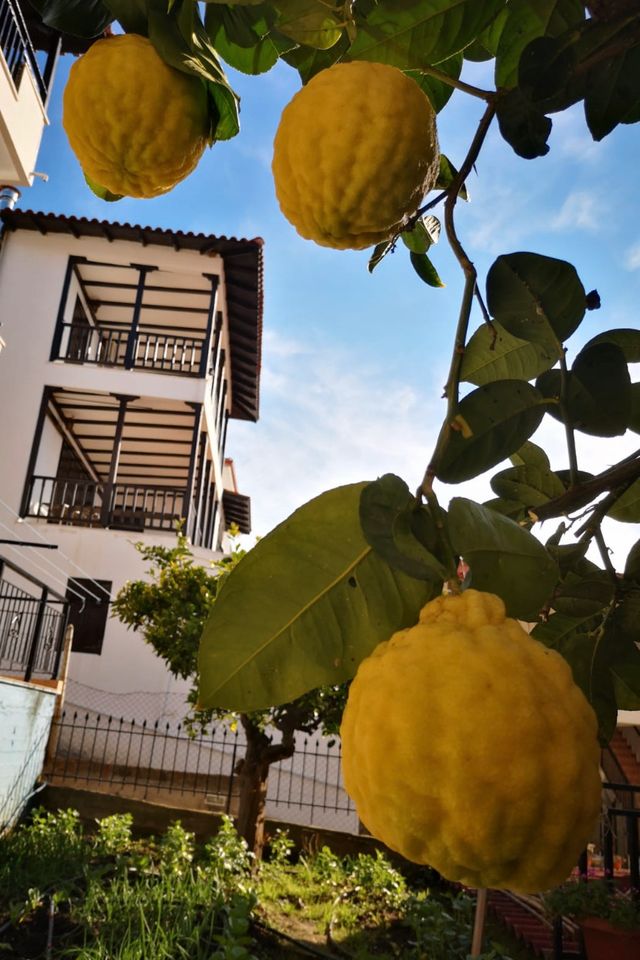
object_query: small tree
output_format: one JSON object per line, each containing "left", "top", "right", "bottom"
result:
{"left": 112, "top": 532, "right": 347, "bottom": 857}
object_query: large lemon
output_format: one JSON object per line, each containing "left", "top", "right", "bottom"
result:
{"left": 340, "top": 589, "right": 601, "bottom": 893}
{"left": 63, "top": 34, "right": 209, "bottom": 199}
{"left": 272, "top": 61, "right": 439, "bottom": 250}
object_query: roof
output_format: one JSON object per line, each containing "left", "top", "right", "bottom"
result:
{"left": 0, "top": 208, "right": 263, "bottom": 422}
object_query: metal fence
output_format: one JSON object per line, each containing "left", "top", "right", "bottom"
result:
{"left": 0, "top": 0, "right": 47, "bottom": 101}
{"left": 0, "top": 556, "right": 69, "bottom": 681}
{"left": 43, "top": 710, "right": 359, "bottom": 833}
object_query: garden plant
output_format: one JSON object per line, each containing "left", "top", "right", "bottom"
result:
{"left": 29, "top": 0, "right": 640, "bottom": 946}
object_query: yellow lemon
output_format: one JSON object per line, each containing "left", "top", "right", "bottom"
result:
{"left": 340, "top": 589, "right": 601, "bottom": 893}
{"left": 272, "top": 61, "right": 439, "bottom": 250}
{"left": 63, "top": 34, "right": 209, "bottom": 199}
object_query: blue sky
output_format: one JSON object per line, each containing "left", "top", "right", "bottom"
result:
{"left": 26, "top": 52, "right": 640, "bottom": 568}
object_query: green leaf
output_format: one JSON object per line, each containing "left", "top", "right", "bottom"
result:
{"left": 359, "top": 475, "right": 448, "bottom": 581}
{"left": 436, "top": 380, "right": 549, "bottom": 484}
{"left": 533, "top": 611, "right": 616, "bottom": 744}
{"left": 275, "top": 0, "right": 344, "bottom": 51}
{"left": 537, "top": 343, "right": 631, "bottom": 437}
{"left": 103, "top": 0, "right": 148, "bottom": 33}
{"left": 583, "top": 328, "right": 640, "bottom": 363}
{"left": 495, "top": 0, "right": 584, "bottom": 89}
{"left": 406, "top": 52, "right": 463, "bottom": 112}
{"left": 608, "top": 479, "right": 640, "bottom": 523}
{"left": 486, "top": 252, "right": 586, "bottom": 349}
{"left": 435, "top": 154, "right": 469, "bottom": 200}
{"left": 204, "top": 3, "right": 284, "bottom": 74}
{"left": 448, "top": 497, "right": 559, "bottom": 619}
{"left": 368, "top": 240, "right": 394, "bottom": 273}
{"left": 482, "top": 497, "right": 527, "bottom": 521}
{"left": 585, "top": 43, "right": 640, "bottom": 141}
{"left": 282, "top": 31, "right": 350, "bottom": 82}
{"left": 490, "top": 464, "right": 565, "bottom": 507}
{"left": 496, "top": 86, "right": 552, "bottom": 159}
{"left": 552, "top": 559, "right": 615, "bottom": 617}
{"left": 401, "top": 216, "right": 440, "bottom": 254}
{"left": 510, "top": 440, "right": 550, "bottom": 471}
{"left": 461, "top": 320, "right": 561, "bottom": 386}
{"left": 348, "top": 0, "right": 508, "bottom": 69}
{"left": 149, "top": 0, "right": 240, "bottom": 141}
{"left": 29, "top": 0, "right": 112, "bottom": 36}
{"left": 84, "top": 172, "right": 123, "bottom": 203}
{"left": 629, "top": 383, "right": 640, "bottom": 433}
{"left": 410, "top": 252, "right": 445, "bottom": 288}
{"left": 198, "top": 483, "right": 439, "bottom": 711}
{"left": 612, "top": 641, "right": 640, "bottom": 710}
{"left": 624, "top": 539, "right": 640, "bottom": 582}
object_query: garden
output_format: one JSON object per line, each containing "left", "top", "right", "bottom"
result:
{"left": 0, "top": 807, "right": 535, "bottom": 959}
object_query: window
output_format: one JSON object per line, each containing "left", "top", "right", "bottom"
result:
{"left": 66, "top": 578, "right": 112, "bottom": 655}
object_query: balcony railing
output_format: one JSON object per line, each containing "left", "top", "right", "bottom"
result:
{"left": 0, "top": 0, "right": 48, "bottom": 103}
{"left": 55, "top": 322, "right": 205, "bottom": 377}
{"left": 0, "top": 556, "right": 68, "bottom": 681}
{"left": 25, "top": 476, "right": 187, "bottom": 533}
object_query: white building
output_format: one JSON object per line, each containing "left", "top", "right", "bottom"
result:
{"left": 0, "top": 207, "right": 263, "bottom": 721}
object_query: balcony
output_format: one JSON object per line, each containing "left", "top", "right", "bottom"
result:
{"left": 0, "top": 0, "right": 58, "bottom": 186}
{"left": 50, "top": 257, "right": 221, "bottom": 381}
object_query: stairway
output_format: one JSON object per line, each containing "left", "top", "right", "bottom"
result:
{"left": 488, "top": 890, "right": 581, "bottom": 959}
{"left": 608, "top": 730, "right": 640, "bottom": 786}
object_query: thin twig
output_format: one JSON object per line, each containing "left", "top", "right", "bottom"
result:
{"left": 594, "top": 528, "right": 618, "bottom": 583}
{"left": 473, "top": 284, "right": 493, "bottom": 328}
{"left": 418, "top": 64, "right": 495, "bottom": 102}
{"left": 559, "top": 351, "right": 579, "bottom": 487}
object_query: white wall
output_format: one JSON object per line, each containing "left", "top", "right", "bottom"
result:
{"left": 0, "top": 54, "right": 48, "bottom": 186}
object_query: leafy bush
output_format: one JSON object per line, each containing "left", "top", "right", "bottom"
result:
{"left": 544, "top": 879, "right": 640, "bottom": 931}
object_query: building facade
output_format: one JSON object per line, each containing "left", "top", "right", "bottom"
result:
{"left": 0, "top": 208, "right": 263, "bottom": 721}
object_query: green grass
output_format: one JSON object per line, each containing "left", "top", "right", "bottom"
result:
{"left": 0, "top": 810, "right": 538, "bottom": 960}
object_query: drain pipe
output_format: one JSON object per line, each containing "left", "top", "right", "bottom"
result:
{"left": 0, "top": 185, "right": 21, "bottom": 211}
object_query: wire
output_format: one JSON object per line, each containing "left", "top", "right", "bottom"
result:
{"left": 0, "top": 529, "right": 87, "bottom": 603}
{"left": 0, "top": 497, "right": 112, "bottom": 602}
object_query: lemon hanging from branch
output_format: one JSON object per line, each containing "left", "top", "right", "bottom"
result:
{"left": 63, "top": 34, "right": 210, "bottom": 199}
{"left": 341, "top": 589, "right": 602, "bottom": 894}
{"left": 272, "top": 61, "right": 440, "bottom": 250}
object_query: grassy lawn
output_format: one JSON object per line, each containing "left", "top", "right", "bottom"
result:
{"left": 0, "top": 808, "right": 538, "bottom": 959}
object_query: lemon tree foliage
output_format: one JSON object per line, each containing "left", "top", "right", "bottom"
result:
{"left": 48, "top": 0, "right": 640, "bottom": 888}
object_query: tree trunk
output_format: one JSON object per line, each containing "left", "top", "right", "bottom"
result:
{"left": 234, "top": 714, "right": 295, "bottom": 859}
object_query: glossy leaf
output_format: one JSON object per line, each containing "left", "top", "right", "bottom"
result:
{"left": 448, "top": 497, "right": 559, "bottom": 620}
{"left": 533, "top": 611, "right": 616, "bottom": 744}
{"left": 401, "top": 216, "right": 440, "bottom": 254}
{"left": 495, "top": 0, "right": 583, "bottom": 89}
{"left": 537, "top": 343, "right": 631, "bottom": 437}
{"left": 205, "top": 4, "right": 285, "bottom": 74}
{"left": 198, "top": 483, "right": 439, "bottom": 711}
{"left": 359, "top": 475, "right": 448, "bottom": 581}
{"left": 436, "top": 154, "right": 469, "bottom": 200}
{"left": 410, "top": 252, "right": 445, "bottom": 288}
{"left": 510, "top": 440, "right": 550, "bottom": 471}
{"left": 348, "top": 0, "right": 508, "bottom": 69}
{"left": 461, "top": 320, "right": 560, "bottom": 386}
{"left": 282, "top": 32, "right": 350, "bottom": 82}
{"left": 490, "top": 464, "right": 565, "bottom": 507}
{"left": 486, "top": 252, "right": 586, "bottom": 349}
{"left": 368, "top": 240, "right": 394, "bottom": 273}
{"left": 436, "top": 380, "right": 548, "bottom": 483}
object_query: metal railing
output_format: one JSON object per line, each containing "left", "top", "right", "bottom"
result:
{"left": 55, "top": 322, "right": 205, "bottom": 376}
{"left": 25, "top": 476, "right": 187, "bottom": 532}
{"left": 43, "top": 711, "right": 356, "bottom": 827}
{"left": 0, "top": 0, "right": 48, "bottom": 102}
{"left": 0, "top": 556, "right": 68, "bottom": 681}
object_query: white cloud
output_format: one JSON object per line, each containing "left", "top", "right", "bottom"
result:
{"left": 551, "top": 191, "right": 600, "bottom": 232}
{"left": 624, "top": 242, "right": 640, "bottom": 271}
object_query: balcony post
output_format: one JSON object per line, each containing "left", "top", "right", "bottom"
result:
{"left": 100, "top": 395, "right": 135, "bottom": 525}
{"left": 24, "top": 586, "right": 48, "bottom": 682}
{"left": 199, "top": 274, "right": 219, "bottom": 377}
{"left": 183, "top": 403, "right": 203, "bottom": 540}
{"left": 50, "top": 256, "right": 84, "bottom": 360}
{"left": 41, "top": 34, "right": 62, "bottom": 109}
{"left": 19, "top": 386, "right": 52, "bottom": 517}
{"left": 124, "top": 264, "right": 155, "bottom": 369}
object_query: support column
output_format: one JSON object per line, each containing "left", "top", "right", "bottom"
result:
{"left": 19, "top": 386, "right": 53, "bottom": 517}
{"left": 50, "top": 256, "right": 84, "bottom": 360}
{"left": 100, "top": 395, "right": 135, "bottom": 525}
{"left": 124, "top": 264, "right": 155, "bottom": 370}
{"left": 183, "top": 403, "right": 203, "bottom": 540}
{"left": 199, "top": 274, "right": 219, "bottom": 377}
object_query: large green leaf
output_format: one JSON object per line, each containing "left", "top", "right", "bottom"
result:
{"left": 436, "top": 380, "right": 549, "bottom": 483}
{"left": 407, "top": 52, "right": 463, "bottom": 112}
{"left": 536, "top": 342, "right": 631, "bottom": 437}
{"left": 532, "top": 611, "right": 617, "bottom": 744}
{"left": 282, "top": 31, "right": 350, "bottom": 82}
{"left": 359, "top": 474, "right": 448, "bottom": 581}
{"left": 612, "top": 642, "right": 640, "bottom": 710}
{"left": 585, "top": 42, "right": 640, "bottom": 141}
{"left": 29, "top": 0, "right": 112, "bottom": 36}
{"left": 461, "top": 320, "right": 560, "bottom": 386}
{"left": 509, "top": 440, "right": 550, "bottom": 471}
{"left": 198, "top": 483, "right": 439, "bottom": 711}
{"left": 104, "top": 0, "right": 148, "bottom": 33}
{"left": 348, "top": 0, "right": 508, "bottom": 69}
{"left": 495, "top": 0, "right": 584, "bottom": 89}
{"left": 204, "top": 4, "right": 286, "bottom": 75}
{"left": 486, "top": 252, "right": 586, "bottom": 350}
{"left": 448, "top": 497, "right": 559, "bottom": 619}
{"left": 490, "top": 464, "right": 565, "bottom": 507}
{"left": 552, "top": 559, "right": 615, "bottom": 618}
{"left": 495, "top": 86, "right": 552, "bottom": 159}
